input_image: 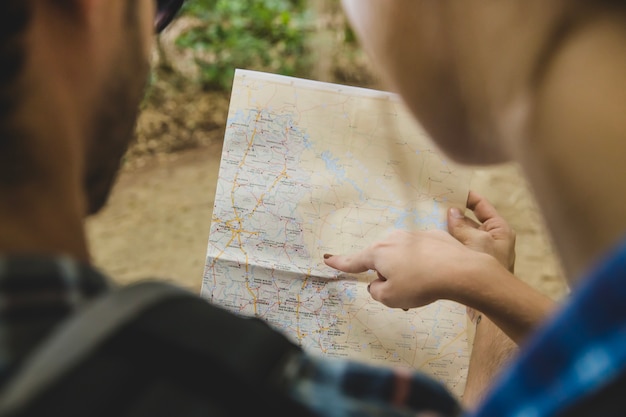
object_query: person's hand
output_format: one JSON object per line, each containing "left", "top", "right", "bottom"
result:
{"left": 324, "top": 191, "right": 555, "bottom": 343}
{"left": 447, "top": 191, "right": 516, "bottom": 272}
{"left": 323, "top": 191, "right": 515, "bottom": 310}
{"left": 323, "top": 227, "right": 498, "bottom": 311}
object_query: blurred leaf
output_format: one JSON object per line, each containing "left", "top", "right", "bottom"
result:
{"left": 176, "top": 0, "right": 313, "bottom": 90}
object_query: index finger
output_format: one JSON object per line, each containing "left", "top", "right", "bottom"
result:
{"left": 466, "top": 191, "right": 503, "bottom": 224}
{"left": 324, "top": 247, "right": 377, "bottom": 274}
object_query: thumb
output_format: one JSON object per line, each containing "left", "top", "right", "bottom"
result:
{"left": 447, "top": 207, "right": 481, "bottom": 244}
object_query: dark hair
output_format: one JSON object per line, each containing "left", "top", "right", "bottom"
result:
{"left": 0, "top": 1, "right": 31, "bottom": 184}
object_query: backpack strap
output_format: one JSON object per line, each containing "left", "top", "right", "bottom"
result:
{"left": 0, "top": 281, "right": 312, "bottom": 417}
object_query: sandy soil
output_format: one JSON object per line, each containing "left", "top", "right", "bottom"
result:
{"left": 86, "top": 143, "right": 225, "bottom": 293}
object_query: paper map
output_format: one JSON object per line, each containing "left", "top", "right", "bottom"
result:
{"left": 201, "top": 69, "right": 473, "bottom": 397}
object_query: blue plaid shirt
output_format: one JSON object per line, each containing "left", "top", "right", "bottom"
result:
{"left": 1, "top": 239, "right": 626, "bottom": 416}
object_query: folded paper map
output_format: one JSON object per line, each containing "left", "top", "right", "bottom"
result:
{"left": 201, "top": 69, "right": 473, "bottom": 397}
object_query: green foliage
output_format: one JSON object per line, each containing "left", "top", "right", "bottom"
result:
{"left": 176, "top": 0, "right": 312, "bottom": 91}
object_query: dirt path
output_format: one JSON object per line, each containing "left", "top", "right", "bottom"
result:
{"left": 86, "top": 141, "right": 569, "bottom": 301}
{"left": 86, "top": 142, "right": 224, "bottom": 293}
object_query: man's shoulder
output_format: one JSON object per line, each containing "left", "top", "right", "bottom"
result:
{"left": 0, "top": 256, "right": 111, "bottom": 387}
{"left": 0, "top": 275, "right": 312, "bottom": 417}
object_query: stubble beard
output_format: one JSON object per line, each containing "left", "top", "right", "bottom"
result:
{"left": 84, "top": 4, "right": 151, "bottom": 215}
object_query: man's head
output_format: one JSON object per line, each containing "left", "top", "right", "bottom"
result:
{"left": 0, "top": 0, "right": 183, "bottom": 217}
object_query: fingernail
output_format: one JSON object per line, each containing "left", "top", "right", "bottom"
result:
{"left": 450, "top": 208, "right": 464, "bottom": 219}
{"left": 323, "top": 254, "right": 333, "bottom": 259}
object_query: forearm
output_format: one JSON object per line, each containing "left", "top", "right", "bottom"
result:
{"left": 453, "top": 255, "right": 558, "bottom": 345}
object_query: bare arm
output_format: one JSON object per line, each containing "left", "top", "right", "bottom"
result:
{"left": 452, "top": 256, "right": 555, "bottom": 345}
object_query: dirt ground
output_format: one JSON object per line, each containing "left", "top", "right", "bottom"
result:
{"left": 85, "top": 10, "right": 570, "bottom": 303}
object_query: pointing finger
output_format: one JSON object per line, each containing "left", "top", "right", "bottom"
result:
{"left": 323, "top": 249, "right": 376, "bottom": 274}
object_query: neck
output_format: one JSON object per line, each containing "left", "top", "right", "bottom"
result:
{"left": 0, "top": 5, "right": 98, "bottom": 263}
{"left": 518, "top": 14, "right": 626, "bottom": 284}
{"left": 0, "top": 181, "right": 90, "bottom": 262}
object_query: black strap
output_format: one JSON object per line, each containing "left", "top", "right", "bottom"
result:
{"left": 0, "top": 282, "right": 313, "bottom": 417}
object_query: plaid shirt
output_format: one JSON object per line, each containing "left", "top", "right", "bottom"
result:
{"left": 1, "top": 239, "right": 626, "bottom": 416}
{"left": 0, "top": 256, "right": 110, "bottom": 389}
